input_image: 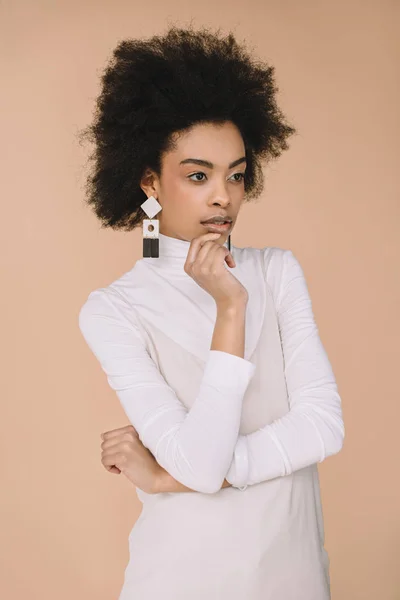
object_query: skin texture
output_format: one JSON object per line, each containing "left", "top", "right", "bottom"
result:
{"left": 140, "top": 121, "right": 246, "bottom": 249}
{"left": 100, "top": 425, "right": 161, "bottom": 494}
{"left": 100, "top": 425, "right": 232, "bottom": 494}
{"left": 101, "top": 121, "right": 250, "bottom": 493}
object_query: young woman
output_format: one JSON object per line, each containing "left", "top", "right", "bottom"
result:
{"left": 78, "top": 25, "right": 344, "bottom": 600}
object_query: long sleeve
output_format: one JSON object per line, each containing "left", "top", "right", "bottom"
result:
{"left": 78, "top": 288, "right": 256, "bottom": 494}
{"left": 226, "top": 249, "right": 345, "bottom": 488}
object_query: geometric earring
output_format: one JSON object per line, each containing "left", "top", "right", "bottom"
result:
{"left": 140, "top": 195, "right": 163, "bottom": 258}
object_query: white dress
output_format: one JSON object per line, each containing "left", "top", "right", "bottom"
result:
{"left": 78, "top": 232, "right": 344, "bottom": 599}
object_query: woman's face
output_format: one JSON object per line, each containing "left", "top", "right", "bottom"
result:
{"left": 141, "top": 121, "right": 246, "bottom": 246}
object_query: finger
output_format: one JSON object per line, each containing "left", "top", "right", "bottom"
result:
{"left": 102, "top": 449, "right": 129, "bottom": 467}
{"left": 192, "top": 235, "right": 235, "bottom": 270}
{"left": 104, "top": 465, "right": 121, "bottom": 474}
{"left": 195, "top": 240, "right": 223, "bottom": 267}
{"left": 185, "top": 232, "right": 221, "bottom": 267}
{"left": 225, "top": 251, "right": 236, "bottom": 268}
{"left": 101, "top": 424, "right": 135, "bottom": 439}
{"left": 101, "top": 434, "right": 137, "bottom": 450}
{"left": 101, "top": 424, "right": 136, "bottom": 440}
{"left": 197, "top": 242, "right": 234, "bottom": 270}
{"left": 101, "top": 437, "right": 124, "bottom": 450}
{"left": 186, "top": 239, "right": 221, "bottom": 274}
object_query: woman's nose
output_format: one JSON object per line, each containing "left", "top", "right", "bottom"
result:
{"left": 211, "top": 184, "right": 231, "bottom": 206}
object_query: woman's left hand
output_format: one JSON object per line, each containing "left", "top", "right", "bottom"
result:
{"left": 100, "top": 424, "right": 161, "bottom": 494}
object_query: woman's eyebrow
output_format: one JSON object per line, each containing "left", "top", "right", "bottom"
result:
{"left": 180, "top": 157, "right": 247, "bottom": 169}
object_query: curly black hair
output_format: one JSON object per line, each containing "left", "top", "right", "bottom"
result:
{"left": 78, "top": 25, "right": 297, "bottom": 231}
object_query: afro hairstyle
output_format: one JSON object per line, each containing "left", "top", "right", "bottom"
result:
{"left": 79, "top": 25, "right": 297, "bottom": 231}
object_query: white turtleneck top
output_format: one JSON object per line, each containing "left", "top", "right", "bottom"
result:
{"left": 78, "top": 233, "right": 344, "bottom": 494}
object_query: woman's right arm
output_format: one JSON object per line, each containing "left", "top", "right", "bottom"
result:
{"left": 79, "top": 287, "right": 255, "bottom": 495}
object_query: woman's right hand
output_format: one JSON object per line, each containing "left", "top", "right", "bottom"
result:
{"left": 184, "top": 232, "right": 248, "bottom": 307}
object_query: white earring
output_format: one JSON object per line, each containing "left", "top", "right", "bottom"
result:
{"left": 140, "top": 195, "right": 162, "bottom": 258}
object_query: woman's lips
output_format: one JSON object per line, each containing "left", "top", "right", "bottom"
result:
{"left": 201, "top": 222, "right": 231, "bottom": 232}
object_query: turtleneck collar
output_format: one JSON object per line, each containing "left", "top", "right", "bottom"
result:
{"left": 139, "top": 232, "right": 231, "bottom": 274}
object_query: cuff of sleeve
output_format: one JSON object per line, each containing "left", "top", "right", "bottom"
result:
{"left": 204, "top": 350, "right": 256, "bottom": 390}
{"left": 225, "top": 435, "right": 249, "bottom": 489}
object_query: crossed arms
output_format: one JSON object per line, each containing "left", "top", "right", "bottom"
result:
{"left": 79, "top": 248, "right": 344, "bottom": 495}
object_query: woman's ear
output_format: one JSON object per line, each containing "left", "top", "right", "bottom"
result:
{"left": 140, "top": 168, "right": 159, "bottom": 199}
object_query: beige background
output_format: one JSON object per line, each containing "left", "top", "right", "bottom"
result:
{"left": 1, "top": 1, "right": 399, "bottom": 599}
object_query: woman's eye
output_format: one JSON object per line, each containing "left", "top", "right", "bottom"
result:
{"left": 188, "top": 172, "right": 207, "bottom": 182}
{"left": 188, "top": 172, "right": 245, "bottom": 183}
{"left": 230, "top": 172, "right": 245, "bottom": 182}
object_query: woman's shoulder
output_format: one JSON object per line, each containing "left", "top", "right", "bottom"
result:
{"left": 236, "top": 242, "right": 298, "bottom": 278}
{"left": 78, "top": 264, "right": 145, "bottom": 337}
{"left": 235, "top": 242, "right": 295, "bottom": 265}
{"left": 235, "top": 243, "right": 301, "bottom": 311}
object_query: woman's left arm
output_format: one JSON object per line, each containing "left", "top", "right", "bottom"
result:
{"left": 154, "top": 469, "right": 232, "bottom": 493}
{"left": 225, "top": 248, "right": 345, "bottom": 489}
{"left": 151, "top": 248, "right": 344, "bottom": 494}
